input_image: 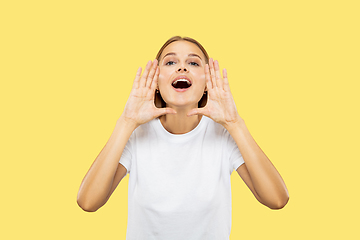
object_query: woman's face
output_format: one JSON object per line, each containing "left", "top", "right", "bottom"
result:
{"left": 158, "top": 40, "right": 207, "bottom": 108}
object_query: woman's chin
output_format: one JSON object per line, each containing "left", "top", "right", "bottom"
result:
{"left": 165, "top": 101, "right": 198, "bottom": 109}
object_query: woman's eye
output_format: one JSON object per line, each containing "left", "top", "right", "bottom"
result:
{"left": 166, "top": 61, "right": 175, "bottom": 65}
{"left": 165, "top": 61, "right": 199, "bottom": 66}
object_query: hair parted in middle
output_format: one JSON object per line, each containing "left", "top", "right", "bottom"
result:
{"left": 154, "top": 36, "right": 209, "bottom": 109}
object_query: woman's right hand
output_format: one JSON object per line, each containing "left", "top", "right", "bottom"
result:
{"left": 120, "top": 59, "right": 177, "bottom": 128}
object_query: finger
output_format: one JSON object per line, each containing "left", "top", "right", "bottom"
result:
{"left": 214, "top": 60, "right": 224, "bottom": 90}
{"left": 205, "top": 64, "right": 213, "bottom": 90}
{"left": 150, "top": 66, "right": 160, "bottom": 92}
{"left": 146, "top": 59, "right": 158, "bottom": 88}
{"left": 132, "top": 67, "right": 142, "bottom": 89}
{"left": 154, "top": 107, "right": 177, "bottom": 118}
{"left": 209, "top": 58, "right": 217, "bottom": 88}
{"left": 139, "top": 60, "right": 152, "bottom": 88}
{"left": 187, "top": 107, "right": 209, "bottom": 117}
{"left": 223, "top": 68, "right": 230, "bottom": 92}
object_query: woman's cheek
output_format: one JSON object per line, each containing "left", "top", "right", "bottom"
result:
{"left": 158, "top": 72, "right": 168, "bottom": 84}
{"left": 198, "top": 73, "right": 206, "bottom": 85}
{"left": 158, "top": 73, "right": 169, "bottom": 90}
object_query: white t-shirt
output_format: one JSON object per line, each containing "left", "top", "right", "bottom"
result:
{"left": 119, "top": 115, "right": 245, "bottom": 240}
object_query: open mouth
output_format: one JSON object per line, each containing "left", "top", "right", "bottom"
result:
{"left": 172, "top": 79, "right": 192, "bottom": 89}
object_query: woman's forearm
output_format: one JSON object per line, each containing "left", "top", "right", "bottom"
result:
{"left": 77, "top": 117, "right": 137, "bottom": 212}
{"left": 226, "top": 119, "right": 289, "bottom": 209}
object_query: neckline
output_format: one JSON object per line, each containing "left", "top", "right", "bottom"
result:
{"left": 155, "top": 115, "right": 207, "bottom": 142}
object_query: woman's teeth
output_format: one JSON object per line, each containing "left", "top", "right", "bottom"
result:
{"left": 172, "top": 79, "right": 191, "bottom": 85}
{"left": 172, "top": 79, "right": 192, "bottom": 89}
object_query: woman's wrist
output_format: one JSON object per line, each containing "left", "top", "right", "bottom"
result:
{"left": 117, "top": 115, "right": 139, "bottom": 131}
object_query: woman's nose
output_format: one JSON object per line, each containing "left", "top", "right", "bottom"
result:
{"left": 177, "top": 67, "right": 187, "bottom": 72}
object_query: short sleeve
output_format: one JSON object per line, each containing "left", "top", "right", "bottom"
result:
{"left": 119, "top": 132, "right": 134, "bottom": 176}
{"left": 225, "top": 130, "right": 245, "bottom": 174}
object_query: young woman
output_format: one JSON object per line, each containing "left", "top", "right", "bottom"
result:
{"left": 77, "top": 36, "right": 289, "bottom": 239}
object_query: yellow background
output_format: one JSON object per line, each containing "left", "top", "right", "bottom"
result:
{"left": 1, "top": 0, "right": 359, "bottom": 239}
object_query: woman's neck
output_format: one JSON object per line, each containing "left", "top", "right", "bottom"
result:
{"left": 159, "top": 105, "right": 202, "bottom": 134}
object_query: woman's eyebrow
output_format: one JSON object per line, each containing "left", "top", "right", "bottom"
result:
{"left": 163, "top": 52, "right": 202, "bottom": 60}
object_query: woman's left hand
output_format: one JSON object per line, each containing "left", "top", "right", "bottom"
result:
{"left": 187, "top": 58, "right": 243, "bottom": 129}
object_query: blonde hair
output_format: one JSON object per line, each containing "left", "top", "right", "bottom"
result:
{"left": 154, "top": 36, "right": 209, "bottom": 108}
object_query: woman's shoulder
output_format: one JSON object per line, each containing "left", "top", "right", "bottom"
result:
{"left": 202, "top": 116, "right": 229, "bottom": 136}
{"left": 132, "top": 118, "right": 158, "bottom": 136}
